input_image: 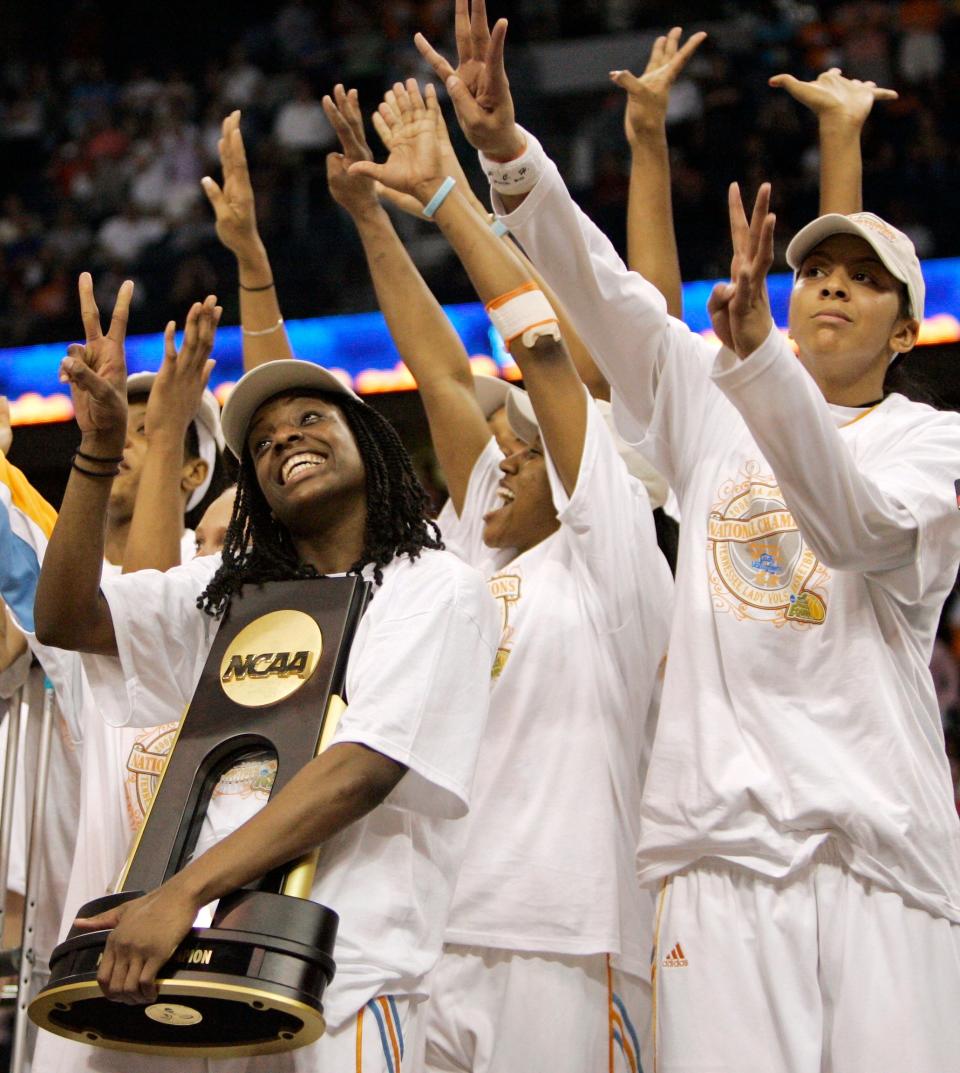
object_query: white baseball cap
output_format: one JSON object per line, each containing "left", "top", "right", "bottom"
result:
{"left": 786, "top": 212, "right": 925, "bottom": 321}
{"left": 504, "top": 384, "right": 539, "bottom": 445}
{"left": 126, "top": 371, "right": 225, "bottom": 452}
{"left": 127, "top": 370, "right": 225, "bottom": 511}
{"left": 473, "top": 373, "right": 513, "bottom": 419}
{"left": 220, "top": 360, "right": 360, "bottom": 458}
{"left": 505, "top": 388, "right": 669, "bottom": 509}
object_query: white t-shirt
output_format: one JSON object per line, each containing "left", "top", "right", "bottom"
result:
{"left": 83, "top": 547, "right": 498, "bottom": 1034}
{"left": 496, "top": 158, "right": 960, "bottom": 921}
{"left": 439, "top": 397, "right": 673, "bottom": 972}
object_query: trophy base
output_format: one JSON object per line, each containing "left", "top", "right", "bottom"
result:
{"left": 29, "top": 889, "right": 338, "bottom": 1058}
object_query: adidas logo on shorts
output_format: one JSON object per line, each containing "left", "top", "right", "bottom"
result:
{"left": 662, "top": 942, "right": 688, "bottom": 967}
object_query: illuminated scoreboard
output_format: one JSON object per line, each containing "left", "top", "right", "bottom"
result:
{"left": 1, "top": 262, "right": 958, "bottom": 426}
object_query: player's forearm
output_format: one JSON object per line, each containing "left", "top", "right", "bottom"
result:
{"left": 818, "top": 115, "right": 864, "bottom": 215}
{"left": 122, "top": 438, "right": 184, "bottom": 573}
{"left": 714, "top": 328, "right": 916, "bottom": 572}
{"left": 504, "top": 235, "right": 609, "bottom": 399}
{"left": 35, "top": 434, "right": 118, "bottom": 654}
{"left": 433, "top": 187, "right": 533, "bottom": 305}
{"left": 353, "top": 204, "right": 474, "bottom": 393}
{"left": 168, "top": 743, "right": 405, "bottom": 909}
{"left": 351, "top": 201, "right": 489, "bottom": 511}
{"left": 433, "top": 188, "right": 588, "bottom": 490}
{"left": 628, "top": 137, "right": 684, "bottom": 318}
{"left": 235, "top": 242, "right": 295, "bottom": 370}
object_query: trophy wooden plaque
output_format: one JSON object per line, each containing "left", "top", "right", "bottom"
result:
{"left": 30, "top": 576, "right": 369, "bottom": 1058}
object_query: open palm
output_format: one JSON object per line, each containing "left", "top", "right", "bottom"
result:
{"left": 350, "top": 82, "right": 444, "bottom": 200}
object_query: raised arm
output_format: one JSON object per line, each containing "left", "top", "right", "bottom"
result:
{"left": 324, "top": 84, "right": 489, "bottom": 513}
{"left": 612, "top": 27, "right": 706, "bottom": 318}
{"left": 415, "top": 1, "right": 719, "bottom": 486}
{"left": 375, "top": 74, "right": 610, "bottom": 399}
{"left": 768, "top": 69, "right": 897, "bottom": 215}
{"left": 353, "top": 81, "right": 587, "bottom": 495}
{"left": 33, "top": 274, "right": 132, "bottom": 655}
{"left": 202, "top": 112, "right": 293, "bottom": 369}
{"left": 122, "top": 298, "right": 221, "bottom": 573}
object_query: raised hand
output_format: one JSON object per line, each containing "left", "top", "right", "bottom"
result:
{"left": 145, "top": 296, "right": 221, "bottom": 446}
{"left": 414, "top": 0, "right": 524, "bottom": 160}
{"left": 323, "top": 84, "right": 380, "bottom": 218}
{"left": 0, "top": 397, "right": 11, "bottom": 456}
{"left": 59, "top": 273, "right": 134, "bottom": 451}
{"left": 707, "top": 183, "right": 776, "bottom": 359}
{"left": 768, "top": 68, "right": 897, "bottom": 127}
{"left": 611, "top": 27, "right": 707, "bottom": 146}
{"left": 349, "top": 81, "right": 444, "bottom": 202}
{"left": 372, "top": 95, "right": 486, "bottom": 219}
{"left": 201, "top": 111, "right": 263, "bottom": 260}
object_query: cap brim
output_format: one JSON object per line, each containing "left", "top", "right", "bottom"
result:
{"left": 786, "top": 214, "right": 904, "bottom": 283}
{"left": 126, "top": 371, "right": 225, "bottom": 452}
{"left": 473, "top": 374, "right": 512, "bottom": 419}
{"left": 126, "top": 371, "right": 156, "bottom": 397}
{"left": 220, "top": 360, "right": 359, "bottom": 458}
{"left": 504, "top": 386, "right": 539, "bottom": 444}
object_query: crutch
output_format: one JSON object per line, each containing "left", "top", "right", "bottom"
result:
{"left": 0, "top": 683, "right": 24, "bottom": 993}
{"left": 10, "top": 680, "right": 55, "bottom": 1073}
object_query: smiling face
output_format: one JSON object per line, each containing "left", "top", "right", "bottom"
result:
{"left": 246, "top": 391, "right": 367, "bottom": 539}
{"left": 788, "top": 234, "right": 919, "bottom": 403}
{"left": 481, "top": 438, "right": 559, "bottom": 554}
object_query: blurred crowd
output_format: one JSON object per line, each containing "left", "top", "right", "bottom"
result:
{"left": 1, "top": 1, "right": 960, "bottom": 347}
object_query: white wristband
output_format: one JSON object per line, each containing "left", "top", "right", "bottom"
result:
{"left": 486, "top": 282, "right": 561, "bottom": 348}
{"left": 479, "top": 127, "right": 548, "bottom": 195}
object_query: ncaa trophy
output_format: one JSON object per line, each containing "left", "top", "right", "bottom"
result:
{"left": 30, "top": 575, "right": 369, "bottom": 1058}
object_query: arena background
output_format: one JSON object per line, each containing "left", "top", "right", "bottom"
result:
{"left": 0, "top": 6, "right": 958, "bottom": 1054}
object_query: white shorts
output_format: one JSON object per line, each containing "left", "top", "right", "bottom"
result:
{"left": 652, "top": 844, "right": 960, "bottom": 1073}
{"left": 33, "top": 994, "right": 422, "bottom": 1073}
{"left": 424, "top": 944, "right": 650, "bottom": 1073}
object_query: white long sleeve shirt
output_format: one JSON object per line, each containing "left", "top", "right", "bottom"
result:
{"left": 494, "top": 157, "right": 960, "bottom": 921}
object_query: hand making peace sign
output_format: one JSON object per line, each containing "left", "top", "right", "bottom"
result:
{"left": 59, "top": 273, "right": 134, "bottom": 452}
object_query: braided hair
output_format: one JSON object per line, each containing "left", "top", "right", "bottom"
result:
{"left": 198, "top": 390, "right": 443, "bottom": 618}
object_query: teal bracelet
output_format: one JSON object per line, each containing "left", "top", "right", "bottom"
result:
{"left": 490, "top": 218, "right": 509, "bottom": 237}
{"left": 422, "top": 176, "right": 456, "bottom": 219}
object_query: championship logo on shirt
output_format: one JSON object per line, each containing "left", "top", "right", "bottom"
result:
{"left": 125, "top": 722, "right": 179, "bottom": 832}
{"left": 707, "top": 463, "right": 829, "bottom": 627}
{"left": 488, "top": 571, "right": 522, "bottom": 677}
{"left": 211, "top": 754, "right": 277, "bottom": 799}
